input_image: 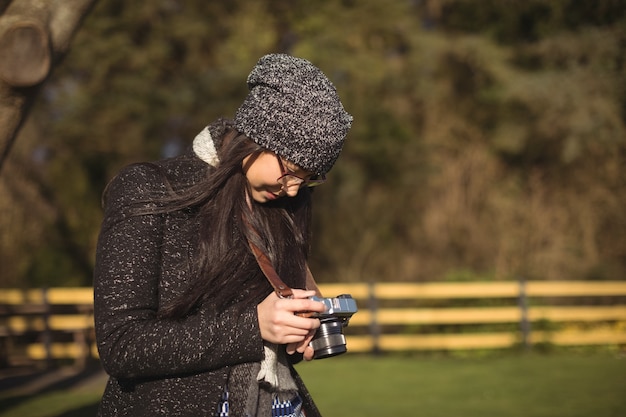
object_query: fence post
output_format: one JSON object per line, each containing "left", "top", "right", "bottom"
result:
{"left": 368, "top": 281, "right": 381, "bottom": 355}
{"left": 41, "top": 287, "right": 53, "bottom": 367}
{"left": 518, "top": 277, "right": 531, "bottom": 350}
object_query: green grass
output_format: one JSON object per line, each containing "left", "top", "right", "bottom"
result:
{"left": 297, "top": 353, "right": 626, "bottom": 417}
{"left": 0, "top": 391, "right": 101, "bottom": 417}
{"left": 1, "top": 353, "right": 625, "bottom": 417}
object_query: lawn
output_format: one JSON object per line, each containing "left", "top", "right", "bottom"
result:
{"left": 1, "top": 353, "right": 624, "bottom": 417}
{"left": 298, "top": 353, "right": 626, "bottom": 417}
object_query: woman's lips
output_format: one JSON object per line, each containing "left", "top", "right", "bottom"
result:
{"left": 266, "top": 191, "right": 280, "bottom": 200}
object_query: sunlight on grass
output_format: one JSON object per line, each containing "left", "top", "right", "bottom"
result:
{"left": 296, "top": 353, "right": 626, "bottom": 417}
{"left": 0, "top": 354, "right": 624, "bottom": 417}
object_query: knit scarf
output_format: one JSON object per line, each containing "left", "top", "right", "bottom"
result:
{"left": 227, "top": 342, "right": 299, "bottom": 417}
{"left": 194, "top": 125, "right": 300, "bottom": 415}
{"left": 193, "top": 125, "right": 221, "bottom": 167}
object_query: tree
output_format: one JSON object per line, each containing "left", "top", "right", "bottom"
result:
{"left": 1, "top": 0, "right": 625, "bottom": 288}
{"left": 0, "top": 0, "right": 98, "bottom": 174}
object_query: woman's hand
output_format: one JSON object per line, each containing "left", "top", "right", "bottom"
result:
{"left": 257, "top": 289, "right": 326, "bottom": 361}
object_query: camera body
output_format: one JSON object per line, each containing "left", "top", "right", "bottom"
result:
{"left": 308, "top": 294, "right": 358, "bottom": 359}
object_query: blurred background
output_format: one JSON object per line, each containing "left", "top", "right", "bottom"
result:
{"left": 1, "top": 1, "right": 625, "bottom": 289}
{"left": 1, "top": 2, "right": 625, "bottom": 416}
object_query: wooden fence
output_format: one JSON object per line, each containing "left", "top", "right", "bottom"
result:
{"left": 1, "top": 281, "right": 625, "bottom": 367}
{"left": 328, "top": 280, "right": 626, "bottom": 353}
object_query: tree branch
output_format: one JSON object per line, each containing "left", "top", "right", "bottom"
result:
{"left": 0, "top": 0, "right": 98, "bottom": 175}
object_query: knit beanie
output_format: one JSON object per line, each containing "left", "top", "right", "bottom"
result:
{"left": 234, "top": 54, "right": 353, "bottom": 175}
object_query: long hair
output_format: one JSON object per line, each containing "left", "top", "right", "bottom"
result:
{"left": 153, "top": 121, "right": 313, "bottom": 318}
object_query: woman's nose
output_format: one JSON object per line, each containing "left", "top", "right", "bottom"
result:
{"left": 284, "top": 184, "right": 300, "bottom": 197}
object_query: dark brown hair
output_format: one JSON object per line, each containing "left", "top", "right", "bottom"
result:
{"left": 155, "top": 121, "right": 313, "bottom": 318}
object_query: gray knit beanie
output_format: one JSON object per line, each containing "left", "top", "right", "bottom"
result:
{"left": 234, "top": 54, "right": 353, "bottom": 175}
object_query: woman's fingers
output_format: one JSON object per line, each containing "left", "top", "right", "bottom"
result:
{"left": 287, "top": 330, "right": 317, "bottom": 359}
{"left": 302, "top": 345, "right": 315, "bottom": 361}
{"left": 257, "top": 290, "right": 326, "bottom": 344}
{"left": 277, "top": 292, "right": 326, "bottom": 314}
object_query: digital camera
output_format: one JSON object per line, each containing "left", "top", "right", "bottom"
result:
{"left": 309, "top": 294, "right": 358, "bottom": 359}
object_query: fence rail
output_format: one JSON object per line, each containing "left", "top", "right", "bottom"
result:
{"left": 334, "top": 281, "right": 626, "bottom": 353}
{"left": 1, "top": 281, "right": 625, "bottom": 367}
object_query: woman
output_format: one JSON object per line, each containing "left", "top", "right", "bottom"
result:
{"left": 94, "top": 54, "right": 353, "bottom": 416}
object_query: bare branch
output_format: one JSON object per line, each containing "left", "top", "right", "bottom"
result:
{"left": 0, "top": 0, "right": 98, "bottom": 175}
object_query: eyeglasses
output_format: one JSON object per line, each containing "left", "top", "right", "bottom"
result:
{"left": 276, "top": 155, "right": 326, "bottom": 188}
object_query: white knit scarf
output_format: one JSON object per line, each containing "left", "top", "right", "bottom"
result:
{"left": 192, "top": 125, "right": 220, "bottom": 167}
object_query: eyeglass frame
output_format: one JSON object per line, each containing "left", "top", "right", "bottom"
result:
{"left": 275, "top": 154, "right": 327, "bottom": 188}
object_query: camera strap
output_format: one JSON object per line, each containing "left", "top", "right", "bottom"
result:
{"left": 244, "top": 211, "right": 321, "bottom": 298}
{"left": 246, "top": 235, "right": 321, "bottom": 300}
{"left": 247, "top": 238, "right": 294, "bottom": 298}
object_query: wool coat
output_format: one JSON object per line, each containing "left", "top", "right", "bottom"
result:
{"left": 94, "top": 150, "right": 322, "bottom": 417}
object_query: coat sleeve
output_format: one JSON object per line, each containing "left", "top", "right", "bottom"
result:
{"left": 94, "top": 163, "right": 264, "bottom": 379}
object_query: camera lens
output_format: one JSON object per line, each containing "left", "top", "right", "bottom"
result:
{"left": 310, "top": 318, "right": 347, "bottom": 359}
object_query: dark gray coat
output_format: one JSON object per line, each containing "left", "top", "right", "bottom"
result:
{"left": 94, "top": 151, "right": 321, "bottom": 416}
